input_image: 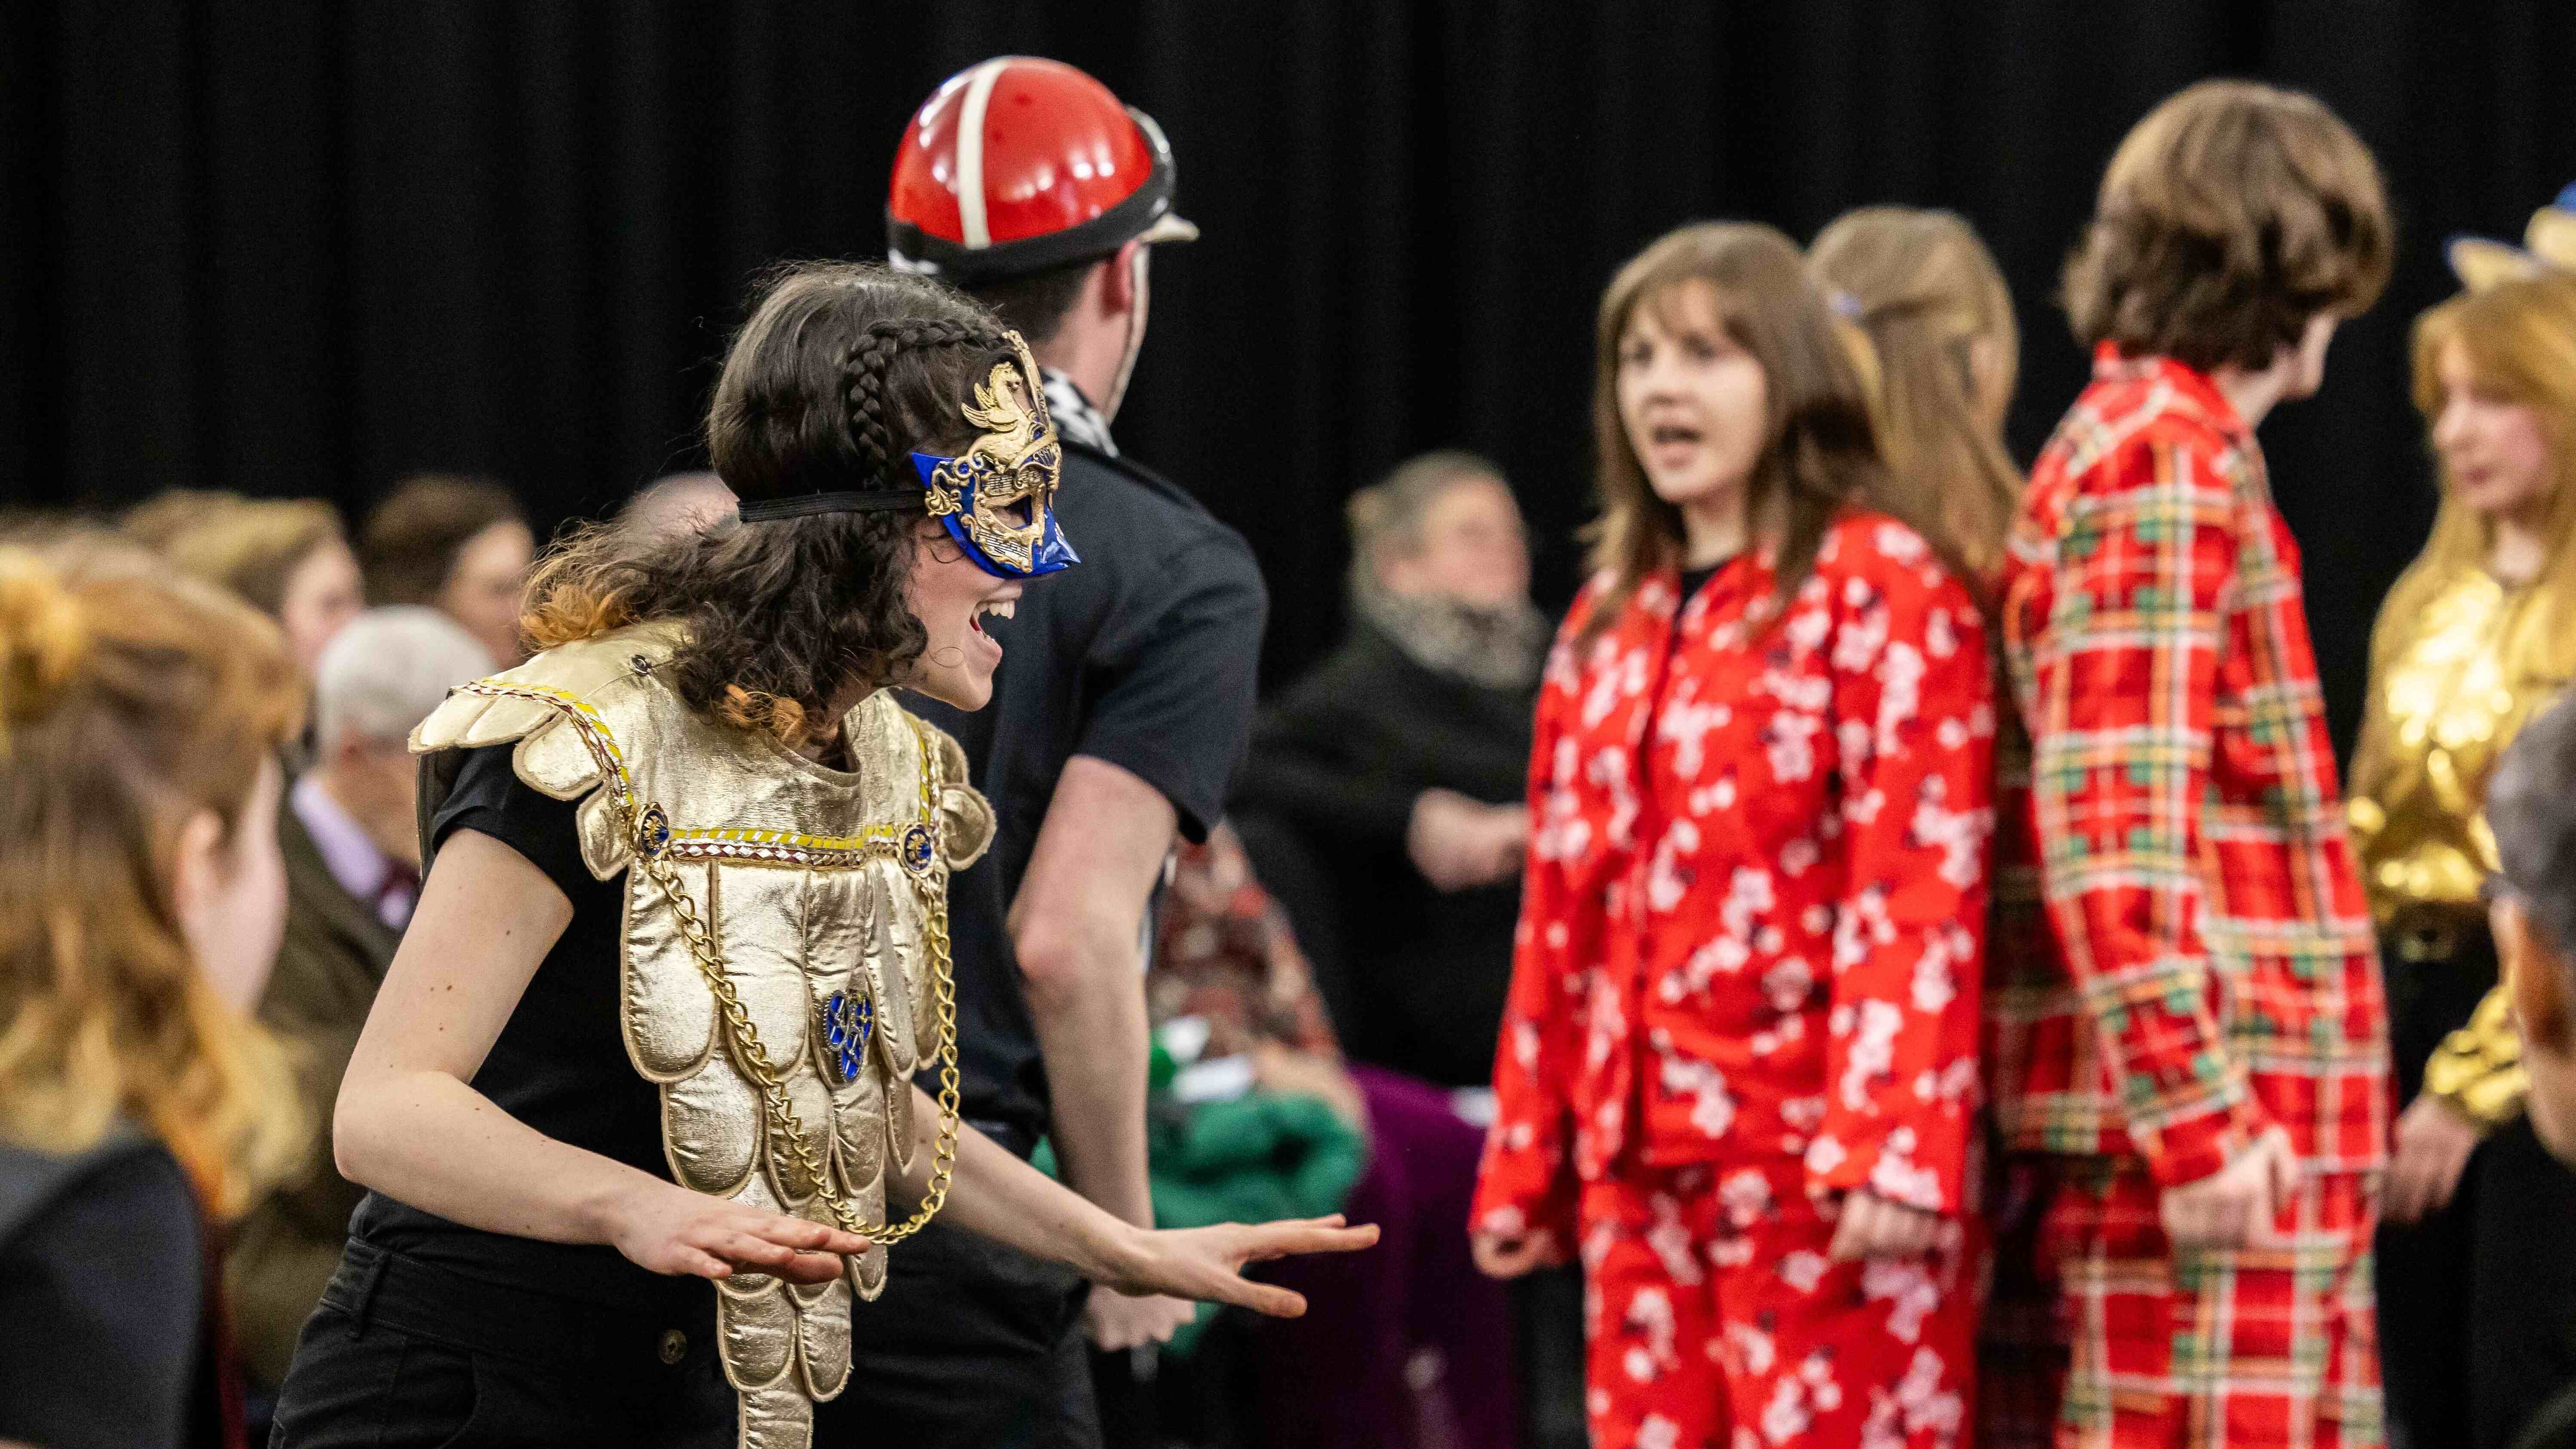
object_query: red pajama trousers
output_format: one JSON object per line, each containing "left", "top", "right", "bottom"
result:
{"left": 1576, "top": 1163, "right": 1976, "bottom": 1449}
{"left": 2032, "top": 1158, "right": 2383, "bottom": 1449}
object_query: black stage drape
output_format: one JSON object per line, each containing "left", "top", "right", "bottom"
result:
{"left": 6, "top": 2, "right": 2573, "bottom": 754}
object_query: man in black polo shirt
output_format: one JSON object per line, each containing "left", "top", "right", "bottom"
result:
{"left": 822, "top": 57, "right": 1267, "bottom": 1448}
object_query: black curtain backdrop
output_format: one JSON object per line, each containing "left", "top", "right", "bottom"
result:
{"left": 6, "top": 2, "right": 2575, "bottom": 755}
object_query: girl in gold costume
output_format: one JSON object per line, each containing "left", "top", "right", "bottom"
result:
{"left": 2352, "top": 225, "right": 2576, "bottom": 1449}
{"left": 267, "top": 263, "right": 1372, "bottom": 1449}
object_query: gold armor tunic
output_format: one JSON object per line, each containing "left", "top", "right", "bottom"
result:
{"left": 411, "top": 622, "right": 994, "bottom": 1449}
{"left": 2349, "top": 568, "right": 2570, "bottom": 1124}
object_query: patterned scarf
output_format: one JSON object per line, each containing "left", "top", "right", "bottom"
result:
{"left": 1042, "top": 368, "right": 1116, "bottom": 456}
{"left": 1352, "top": 578, "right": 1551, "bottom": 692}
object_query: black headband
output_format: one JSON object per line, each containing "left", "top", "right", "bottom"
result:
{"left": 734, "top": 489, "right": 928, "bottom": 522}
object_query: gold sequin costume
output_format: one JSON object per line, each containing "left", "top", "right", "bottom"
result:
{"left": 2349, "top": 569, "right": 2570, "bottom": 1125}
{"left": 411, "top": 621, "right": 994, "bottom": 1449}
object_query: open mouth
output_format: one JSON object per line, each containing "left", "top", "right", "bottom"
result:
{"left": 968, "top": 596, "right": 1017, "bottom": 635}
{"left": 1649, "top": 422, "right": 1703, "bottom": 448}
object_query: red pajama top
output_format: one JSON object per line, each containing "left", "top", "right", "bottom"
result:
{"left": 1987, "top": 349, "right": 2390, "bottom": 1187}
{"left": 1472, "top": 510, "right": 1996, "bottom": 1245}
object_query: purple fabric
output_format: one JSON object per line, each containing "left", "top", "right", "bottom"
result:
{"left": 1249, "top": 1063, "right": 1518, "bottom": 1449}
{"left": 291, "top": 773, "right": 413, "bottom": 929}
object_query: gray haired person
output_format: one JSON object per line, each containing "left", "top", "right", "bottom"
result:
{"left": 229, "top": 606, "right": 494, "bottom": 1390}
{"left": 2490, "top": 691, "right": 2576, "bottom": 1169}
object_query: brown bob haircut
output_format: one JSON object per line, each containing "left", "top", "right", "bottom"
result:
{"left": 2064, "top": 80, "right": 2392, "bottom": 372}
{"left": 361, "top": 474, "right": 528, "bottom": 606}
{"left": 1582, "top": 221, "right": 1898, "bottom": 641}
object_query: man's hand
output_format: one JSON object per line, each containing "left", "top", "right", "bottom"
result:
{"left": 2385, "top": 1093, "right": 2483, "bottom": 1224}
{"left": 1084, "top": 1286, "right": 1197, "bottom": 1351}
{"left": 1469, "top": 1227, "right": 1565, "bottom": 1279}
{"left": 2160, "top": 1126, "right": 2297, "bottom": 1249}
{"left": 1826, "top": 1189, "right": 1948, "bottom": 1262}
{"left": 1408, "top": 789, "right": 1529, "bottom": 892}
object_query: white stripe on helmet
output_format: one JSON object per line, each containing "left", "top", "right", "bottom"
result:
{"left": 953, "top": 58, "right": 1010, "bottom": 251}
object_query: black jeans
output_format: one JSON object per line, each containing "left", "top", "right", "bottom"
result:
{"left": 268, "top": 1239, "right": 733, "bottom": 1448}
{"left": 813, "top": 1218, "right": 1098, "bottom": 1449}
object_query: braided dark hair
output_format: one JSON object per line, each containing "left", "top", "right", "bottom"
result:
{"left": 840, "top": 317, "right": 1012, "bottom": 484}
{"left": 522, "top": 262, "right": 1016, "bottom": 745}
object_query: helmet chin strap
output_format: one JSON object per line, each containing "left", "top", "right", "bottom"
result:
{"left": 1101, "top": 246, "right": 1149, "bottom": 421}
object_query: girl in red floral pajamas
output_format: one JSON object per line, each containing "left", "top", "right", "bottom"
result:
{"left": 1470, "top": 222, "right": 1996, "bottom": 1449}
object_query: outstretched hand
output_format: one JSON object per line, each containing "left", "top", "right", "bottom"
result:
{"left": 1104, "top": 1216, "right": 1379, "bottom": 1318}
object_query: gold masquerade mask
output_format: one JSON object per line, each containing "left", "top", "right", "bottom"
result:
{"left": 907, "top": 333, "right": 1076, "bottom": 578}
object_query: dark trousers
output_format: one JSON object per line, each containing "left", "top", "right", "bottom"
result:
{"left": 268, "top": 1239, "right": 733, "bottom": 1448}
{"left": 2378, "top": 926, "right": 2576, "bottom": 1449}
{"left": 813, "top": 1218, "right": 1099, "bottom": 1449}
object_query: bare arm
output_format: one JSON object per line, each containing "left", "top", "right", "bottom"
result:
{"left": 1009, "top": 755, "right": 1174, "bottom": 1229}
{"left": 333, "top": 829, "right": 867, "bottom": 1283}
{"left": 888, "top": 1084, "right": 1377, "bottom": 1316}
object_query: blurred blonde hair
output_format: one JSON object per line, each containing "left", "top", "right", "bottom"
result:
{"left": 123, "top": 489, "right": 350, "bottom": 620}
{"left": 2372, "top": 272, "right": 2576, "bottom": 682}
{"left": 0, "top": 538, "right": 306, "bottom": 1216}
{"left": 1812, "top": 206, "right": 2024, "bottom": 589}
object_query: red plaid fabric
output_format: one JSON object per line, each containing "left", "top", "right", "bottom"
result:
{"left": 1473, "top": 510, "right": 1996, "bottom": 1246}
{"left": 2039, "top": 1159, "right": 2381, "bottom": 1448}
{"left": 1990, "top": 349, "right": 2389, "bottom": 1190}
{"left": 1579, "top": 1162, "right": 1978, "bottom": 1449}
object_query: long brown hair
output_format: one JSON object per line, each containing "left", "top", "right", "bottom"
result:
{"left": 1812, "top": 207, "right": 2024, "bottom": 590}
{"left": 0, "top": 537, "right": 305, "bottom": 1216}
{"left": 521, "top": 262, "right": 1013, "bottom": 746}
{"left": 1581, "top": 222, "right": 1894, "bottom": 641}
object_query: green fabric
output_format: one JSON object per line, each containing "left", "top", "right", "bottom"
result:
{"left": 1030, "top": 1090, "right": 1367, "bottom": 1355}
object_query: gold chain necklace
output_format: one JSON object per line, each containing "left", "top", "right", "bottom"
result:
{"left": 451, "top": 680, "right": 963, "bottom": 1244}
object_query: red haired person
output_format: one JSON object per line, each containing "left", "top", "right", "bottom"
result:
{"left": 1471, "top": 222, "right": 1995, "bottom": 1449}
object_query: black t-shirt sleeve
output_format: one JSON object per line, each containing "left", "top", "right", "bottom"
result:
{"left": 0, "top": 1143, "right": 202, "bottom": 1449}
{"left": 1075, "top": 531, "right": 1268, "bottom": 842}
{"left": 428, "top": 743, "right": 598, "bottom": 899}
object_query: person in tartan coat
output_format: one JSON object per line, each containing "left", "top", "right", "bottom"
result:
{"left": 1988, "top": 81, "right": 2397, "bottom": 1449}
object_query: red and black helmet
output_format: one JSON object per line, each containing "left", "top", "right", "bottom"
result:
{"left": 886, "top": 56, "right": 1198, "bottom": 282}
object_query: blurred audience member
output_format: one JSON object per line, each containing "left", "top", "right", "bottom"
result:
{"left": 2492, "top": 694, "right": 2576, "bottom": 1167}
{"left": 1150, "top": 825, "right": 1514, "bottom": 1449}
{"left": 2487, "top": 694, "right": 2576, "bottom": 1449}
{"left": 225, "top": 608, "right": 495, "bottom": 1392}
{"left": 0, "top": 540, "right": 306, "bottom": 1449}
{"left": 2350, "top": 266, "right": 2576, "bottom": 1449}
{"left": 359, "top": 474, "right": 533, "bottom": 666}
{"left": 1235, "top": 450, "right": 1546, "bottom": 1088}
{"left": 619, "top": 470, "right": 737, "bottom": 540}
{"left": 124, "top": 489, "right": 364, "bottom": 675}
{"left": 1815, "top": 205, "right": 2049, "bottom": 1446}
{"left": 1809, "top": 206, "right": 2023, "bottom": 582}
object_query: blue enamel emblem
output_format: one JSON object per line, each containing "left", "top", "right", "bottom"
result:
{"left": 821, "top": 991, "right": 874, "bottom": 1085}
{"left": 636, "top": 804, "right": 672, "bottom": 858}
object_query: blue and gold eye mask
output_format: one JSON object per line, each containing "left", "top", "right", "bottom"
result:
{"left": 731, "top": 330, "right": 1077, "bottom": 581}
{"left": 908, "top": 334, "right": 1077, "bottom": 579}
